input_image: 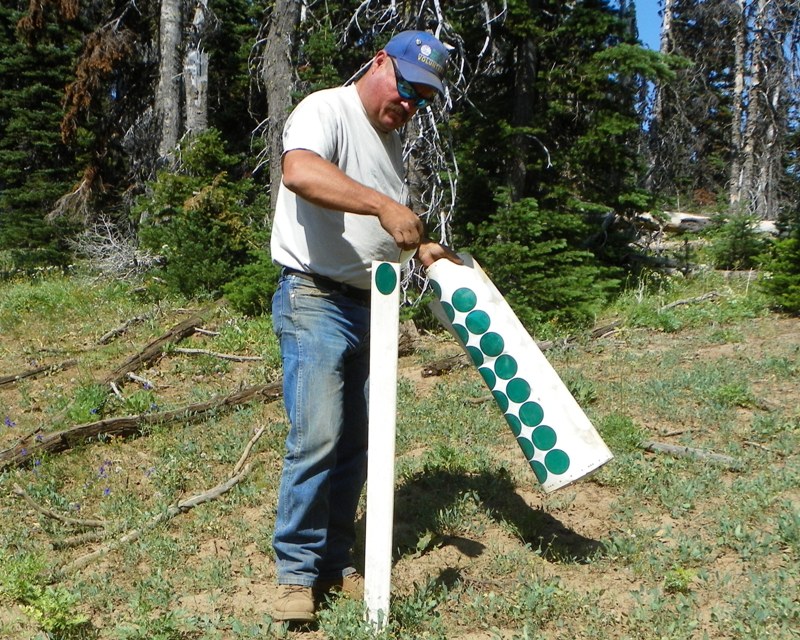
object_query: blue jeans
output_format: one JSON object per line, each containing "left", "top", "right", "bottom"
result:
{"left": 271, "top": 272, "right": 371, "bottom": 586}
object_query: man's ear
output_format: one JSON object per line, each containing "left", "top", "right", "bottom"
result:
{"left": 372, "top": 50, "right": 389, "bottom": 69}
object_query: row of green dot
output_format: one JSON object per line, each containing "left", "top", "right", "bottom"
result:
{"left": 432, "top": 280, "right": 572, "bottom": 484}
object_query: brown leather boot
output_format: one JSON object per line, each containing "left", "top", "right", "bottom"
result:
{"left": 273, "top": 584, "right": 315, "bottom": 622}
{"left": 314, "top": 572, "right": 364, "bottom": 601}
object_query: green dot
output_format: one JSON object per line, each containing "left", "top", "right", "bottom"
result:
{"left": 465, "top": 310, "right": 491, "bottom": 335}
{"left": 452, "top": 287, "right": 477, "bottom": 312}
{"left": 466, "top": 346, "right": 484, "bottom": 367}
{"left": 545, "top": 449, "right": 570, "bottom": 475}
{"left": 431, "top": 280, "right": 442, "bottom": 299}
{"left": 453, "top": 323, "right": 469, "bottom": 345}
{"left": 517, "top": 436, "right": 535, "bottom": 461}
{"left": 493, "top": 390, "right": 509, "bottom": 412}
{"left": 479, "top": 367, "right": 496, "bottom": 390}
{"left": 494, "top": 355, "right": 518, "bottom": 380}
{"left": 375, "top": 262, "right": 397, "bottom": 295}
{"left": 480, "top": 332, "right": 504, "bottom": 357}
{"left": 506, "top": 378, "right": 531, "bottom": 403}
{"left": 441, "top": 301, "right": 455, "bottom": 323}
{"left": 519, "top": 401, "right": 544, "bottom": 427}
{"left": 505, "top": 413, "right": 522, "bottom": 436}
{"left": 532, "top": 460, "right": 548, "bottom": 483}
{"left": 532, "top": 425, "right": 557, "bottom": 451}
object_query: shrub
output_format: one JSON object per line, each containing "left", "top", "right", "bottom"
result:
{"left": 467, "top": 191, "right": 620, "bottom": 334}
{"left": 704, "top": 212, "right": 769, "bottom": 270}
{"left": 762, "top": 226, "right": 800, "bottom": 315}
{"left": 222, "top": 249, "right": 281, "bottom": 316}
{"left": 136, "top": 130, "right": 268, "bottom": 299}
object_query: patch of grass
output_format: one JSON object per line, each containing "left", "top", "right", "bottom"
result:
{"left": 0, "top": 550, "right": 91, "bottom": 639}
{"left": 1, "top": 268, "right": 798, "bottom": 638}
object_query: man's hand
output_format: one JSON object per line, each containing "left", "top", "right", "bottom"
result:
{"left": 377, "top": 203, "right": 425, "bottom": 250}
{"left": 282, "top": 150, "right": 425, "bottom": 250}
{"left": 416, "top": 239, "right": 463, "bottom": 268}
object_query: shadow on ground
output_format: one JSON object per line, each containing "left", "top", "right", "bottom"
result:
{"left": 355, "top": 466, "right": 603, "bottom": 571}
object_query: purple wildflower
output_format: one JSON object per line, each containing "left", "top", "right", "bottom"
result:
{"left": 4, "top": 416, "right": 15, "bottom": 427}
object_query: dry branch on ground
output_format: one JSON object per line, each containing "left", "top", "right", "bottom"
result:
{"left": 0, "top": 359, "right": 78, "bottom": 387}
{"left": 0, "top": 383, "right": 281, "bottom": 471}
{"left": 52, "top": 427, "right": 266, "bottom": 577}
{"left": 103, "top": 305, "right": 217, "bottom": 385}
{"left": 640, "top": 440, "right": 743, "bottom": 471}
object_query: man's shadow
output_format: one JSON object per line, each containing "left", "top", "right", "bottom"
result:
{"left": 354, "top": 466, "right": 603, "bottom": 581}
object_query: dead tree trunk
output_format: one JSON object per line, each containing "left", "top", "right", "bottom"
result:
{"left": 261, "top": 0, "right": 303, "bottom": 218}
{"left": 728, "top": 0, "right": 746, "bottom": 210}
{"left": 184, "top": 0, "right": 209, "bottom": 136}
{"left": 155, "top": 0, "right": 184, "bottom": 161}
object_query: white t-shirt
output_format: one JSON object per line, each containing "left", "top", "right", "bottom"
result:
{"left": 270, "top": 85, "right": 408, "bottom": 290}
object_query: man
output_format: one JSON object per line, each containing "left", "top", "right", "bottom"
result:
{"left": 269, "top": 30, "right": 461, "bottom": 622}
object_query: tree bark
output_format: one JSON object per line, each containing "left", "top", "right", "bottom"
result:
{"left": 184, "top": 0, "right": 209, "bottom": 136}
{"left": 155, "top": 0, "right": 184, "bottom": 161}
{"left": 728, "top": 0, "right": 747, "bottom": 210}
{"left": 262, "top": 0, "right": 302, "bottom": 219}
{"left": 507, "top": 37, "right": 537, "bottom": 201}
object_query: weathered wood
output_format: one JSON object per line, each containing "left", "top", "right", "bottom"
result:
{"left": 0, "top": 359, "right": 78, "bottom": 387}
{"left": 97, "top": 313, "right": 153, "bottom": 344}
{"left": 398, "top": 320, "right": 421, "bottom": 357}
{"left": 12, "top": 483, "right": 106, "bottom": 529}
{"left": 662, "top": 291, "right": 720, "bottom": 310}
{"left": 55, "top": 427, "right": 264, "bottom": 577}
{"left": 640, "top": 440, "right": 743, "bottom": 471}
{"left": 0, "top": 382, "right": 282, "bottom": 471}
{"left": 173, "top": 347, "right": 263, "bottom": 362}
{"left": 103, "top": 307, "right": 214, "bottom": 385}
{"left": 637, "top": 212, "right": 777, "bottom": 235}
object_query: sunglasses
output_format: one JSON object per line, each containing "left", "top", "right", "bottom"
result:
{"left": 390, "top": 57, "right": 433, "bottom": 109}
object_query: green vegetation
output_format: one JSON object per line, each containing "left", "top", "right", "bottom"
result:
{"left": 1, "top": 267, "right": 798, "bottom": 639}
{"left": 136, "top": 129, "right": 268, "bottom": 300}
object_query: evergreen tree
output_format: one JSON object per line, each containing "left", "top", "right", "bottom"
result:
{"left": 469, "top": 190, "right": 619, "bottom": 333}
{"left": 448, "top": 0, "right": 669, "bottom": 324}
{"left": 648, "top": 0, "right": 737, "bottom": 208}
{"left": 0, "top": 1, "right": 83, "bottom": 271}
{"left": 137, "top": 129, "right": 265, "bottom": 298}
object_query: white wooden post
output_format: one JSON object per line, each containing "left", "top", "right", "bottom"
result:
{"left": 364, "top": 261, "right": 400, "bottom": 629}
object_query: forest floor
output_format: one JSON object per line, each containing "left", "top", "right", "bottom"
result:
{"left": 0, "top": 271, "right": 798, "bottom": 639}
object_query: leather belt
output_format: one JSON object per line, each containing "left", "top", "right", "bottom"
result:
{"left": 282, "top": 267, "right": 371, "bottom": 305}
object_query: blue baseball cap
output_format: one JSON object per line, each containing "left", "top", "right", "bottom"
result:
{"left": 384, "top": 31, "right": 449, "bottom": 95}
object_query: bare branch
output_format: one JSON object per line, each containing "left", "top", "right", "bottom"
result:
{"left": 12, "top": 484, "right": 107, "bottom": 529}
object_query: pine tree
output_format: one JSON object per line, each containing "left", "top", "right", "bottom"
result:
{"left": 0, "top": 1, "right": 83, "bottom": 271}
{"left": 469, "top": 190, "right": 619, "bottom": 333}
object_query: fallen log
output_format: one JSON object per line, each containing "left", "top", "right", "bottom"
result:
{"left": 661, "top": 291, "right": 720, "bottom": 310}
{"left": 0, "top": 382, "right": 282, "bottom": 471}
{"left": 0, "top": 359, "right": 78, "bottom": 387}
{"left": 103, "top": 305, "right": 216, "bottom": 385}
{"left": 640, "top": 440, "right": 743, "bottom": 471}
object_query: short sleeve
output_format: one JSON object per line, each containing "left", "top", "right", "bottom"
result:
{"left": 281, "top": 90, "right": 341, "bottom": 162}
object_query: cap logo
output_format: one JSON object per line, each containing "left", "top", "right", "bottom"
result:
{"left": 420, "top": 44, "right": 432, "bottom": 56}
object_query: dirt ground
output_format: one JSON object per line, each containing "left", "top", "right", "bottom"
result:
{"left": 1, "top": 311, "right": 798, "bottom": 639}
